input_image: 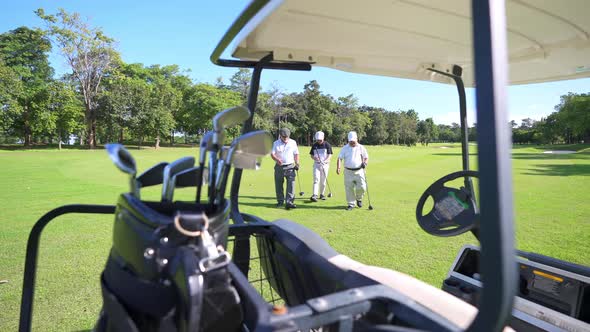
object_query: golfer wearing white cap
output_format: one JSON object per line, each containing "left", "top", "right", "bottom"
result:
{"left": 271, "top": 128, "right": 300, "bottom": 209}
{"left": 337, "top": 131, "right": 369, "bottom": 210}
{"left": 309, "top": 131, "right": 333, "bottom": 202}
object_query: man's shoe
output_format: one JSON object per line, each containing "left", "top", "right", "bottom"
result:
{"left": 346, "top": 205, "right": 354, "bottom": 211}
{"left": 357, "top": 200, "right": 363, "bottom": 208}
{"left": 320, "top": 194, "right": 326, "bottom": 200}
{"left": 276, "top": 202, "right": 284, "bottom": 208}
{"left": 286, "top": 202, "right": 297, "bottom": 210}
{"left": 310, "top": 195, "right": 318, "bottom": 202}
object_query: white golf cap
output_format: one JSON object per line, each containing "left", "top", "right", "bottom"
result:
{"left": 347, "top": 131, "right": 358, "bottom": 142}
{"left": 315, "top": 131, "right": 324, "bottom": 140}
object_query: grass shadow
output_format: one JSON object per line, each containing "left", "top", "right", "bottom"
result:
{"left": 237, "top": 196, "right": 368, "bottom": 211}
{"left": 511, "top": 152, "right": 589, "bottom": 161}
{"left": 523, "top": 164, "right": 590, "bottom": 176}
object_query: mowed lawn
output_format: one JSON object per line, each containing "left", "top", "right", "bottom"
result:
{"left": 1, "top": 143, "right": 589, "bottom": 331}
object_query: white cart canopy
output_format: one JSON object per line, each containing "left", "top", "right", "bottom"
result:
{"left": 228, "top": 0, "right": 590, "bottom": 86}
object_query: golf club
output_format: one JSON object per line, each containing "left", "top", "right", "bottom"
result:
{"left": 174, "top": 166, "right": 208, "bottom": 188}
{"left": 166, "top": 166, "right": 209, "bottom": 201}
{"left": 362, "top": 155, "right": 374, "bottom": 210}
{"left": 214, "top": 130, "right": 272, "bottom": 211}
{"left": 196, "top": 131, "right": 214, "bottom": 203}
{"left": 209, "top": 106, "right": 251, "bottom": 204}
{"left": 105, "top": 143, "right": 139, "bottom": 197}
{"left": 296, "top": 169, "right": 304, "bottom": 196}
{"left": 162, "top": 156, "right": 195, "bottom": 202}
{"left": 137, "top": 162, "right": 168, "bottom": 189}
{"left": 314, "top": 150, "right": 333, "bottom": 198}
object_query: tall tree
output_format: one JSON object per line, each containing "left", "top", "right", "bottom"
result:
{"left": 47, "top": 81, "right": 84, "bottom": 149}
{"left": 0, "top": 60, "right": 24, "bottom": 139}
{"left": 302, "top": 80, "right": 334, "bottom": 144}
{"left": 36, "top": 8, "right": 117, "bottom": 148}
{"left": 0, "top": 27, "right": 53, "bottom": 146}
{"left": 554, "top": 92, "right": 590, "bottom": 143}
{"left": 229, "top": 68, "right": 251, "bottom": 103}
{"left": 362, "top": 106, "right": 388, "bottom": 145}
{"left": 179, "top": 83, "right": 242, "bottom": 140}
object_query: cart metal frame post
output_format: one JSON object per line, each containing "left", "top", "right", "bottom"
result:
{"left": 467, "top": 0, "right": 516, "bottom": 330}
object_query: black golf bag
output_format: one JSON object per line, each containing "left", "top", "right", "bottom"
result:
{"left": 95, "top": 193, "right": 242, "bottom": 332}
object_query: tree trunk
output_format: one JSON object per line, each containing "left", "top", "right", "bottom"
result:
{"left": 85, "top": 104, "right": 97, "bottom": 149}
{"left": 155, "top": 135, "right": 160, "bottom": 149}
{"left": 23, "top": 105, "right": 32, "bottom": 147}
{"left": 170, "top": 130, "right": 174, "bottom": 146}
{"left": 58, "top": 133, "right": 62, "bottom": 150}
{"left": 119, "top": 128, "right": 124, "bottom": 143}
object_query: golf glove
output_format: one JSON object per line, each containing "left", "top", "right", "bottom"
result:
{"left": 294, "top": 164, "right": 300, "bottom": 171}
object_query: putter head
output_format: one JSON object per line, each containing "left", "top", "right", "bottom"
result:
{"left": 328, "top": 193, "right": 333, "bottom": 198}
{"left": 105, "top": 143, "right": 136, "bottom": 175}
{"left": 369, "top": 206, "right": 374, "bottom": 210}
{"left": 299, "top": 192, "right": 304, "bottom": 196}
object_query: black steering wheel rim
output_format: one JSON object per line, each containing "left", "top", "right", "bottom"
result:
{"left": 416, "top": 170, "right": 479, "bottom": 237}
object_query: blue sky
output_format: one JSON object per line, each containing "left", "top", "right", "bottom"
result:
{"left": 2, "top": 0, "right": 588, "bottom": 125}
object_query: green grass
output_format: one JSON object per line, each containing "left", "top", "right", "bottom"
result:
{"left": 1, "top": 143, "right": 589, "bottom": 331}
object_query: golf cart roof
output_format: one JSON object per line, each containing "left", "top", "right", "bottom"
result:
{"left": 213, "top": 0, "right": 590, "bottom": 87}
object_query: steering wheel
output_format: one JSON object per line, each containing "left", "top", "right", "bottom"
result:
{"left": 416, "top": 170, "right": 479, "bottom": 237}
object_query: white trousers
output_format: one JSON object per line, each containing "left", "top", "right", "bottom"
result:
{"left": 344, "top": 168, "right": 366, "bottom": 206}
{"left": 312, "top": 162, "right": 330, "bottom": 196}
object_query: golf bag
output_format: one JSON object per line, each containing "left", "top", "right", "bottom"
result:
{"left": 95, "top": 193, "right": 242, "bottom": 332}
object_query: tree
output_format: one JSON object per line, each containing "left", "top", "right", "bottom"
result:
{"left": 301, "top": 80, "right": 334, "bottom": 145}
{"left": 363, "top": 106, "right": 388, "bottom": 145}
{"left": 229, "top": 68, "right": 251, "bottom": 103}
{"left": 36, "top": 8, "right": 117, "bottom": 148}
{"left": 0, "top": 60, "right": 24, "bottom": 139}
{"left": 179, "top": 83, "right": 242, "bottom": 141}
{"left": 417, "top": 118, "right": 436, "bottom": 146}
{"left": 0, "top": 27, "right": 54, "bottom": 146}
{"left": 47, "top": 81, "right": 84, "bottom": 149}
{"left": 554, "top": 92, "right": 590, "bottom": 143}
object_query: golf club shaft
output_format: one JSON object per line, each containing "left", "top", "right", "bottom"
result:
{"left": 296, "top": 169, "right": 304, "bottom": 196}
{"left": 363, "top": 165, "right": 373, "bottom": 209}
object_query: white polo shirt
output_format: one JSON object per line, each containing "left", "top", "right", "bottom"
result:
{"left": 338, "top": 143, "right": 368, "bottom": 169}
{"left": 272, "top": 138, "right": 299, "bottom": 165}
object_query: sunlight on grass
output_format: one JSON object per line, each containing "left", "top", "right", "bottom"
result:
{"left": 0, "top": 143, "right": 588, "bottom": 330}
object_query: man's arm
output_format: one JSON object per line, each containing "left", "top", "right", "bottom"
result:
{"left": 336, "top": 158, "right": 342, "bottom": 175}
{"left": 309, "top": 145, "right": 318, "bottom": 161}
{"left": 362, "top": 146, "right": 369, "bottom": 165}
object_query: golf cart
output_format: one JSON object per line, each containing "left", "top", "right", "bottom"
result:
{"left": 18, "top": 0, "right": 590, "bottom": 331}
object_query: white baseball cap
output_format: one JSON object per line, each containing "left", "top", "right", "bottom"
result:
{"left": 347, "top": 131, "right": 358, "bottom": 142}
{"left": 315, "top": 131, "right": 324, "bottom": 140}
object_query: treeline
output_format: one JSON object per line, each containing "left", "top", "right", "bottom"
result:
{"left": 511, "top": 93, "right": 590, "bottom": 144}
{"left": 1, "top": 9, "right": 588, "bottom": 148}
